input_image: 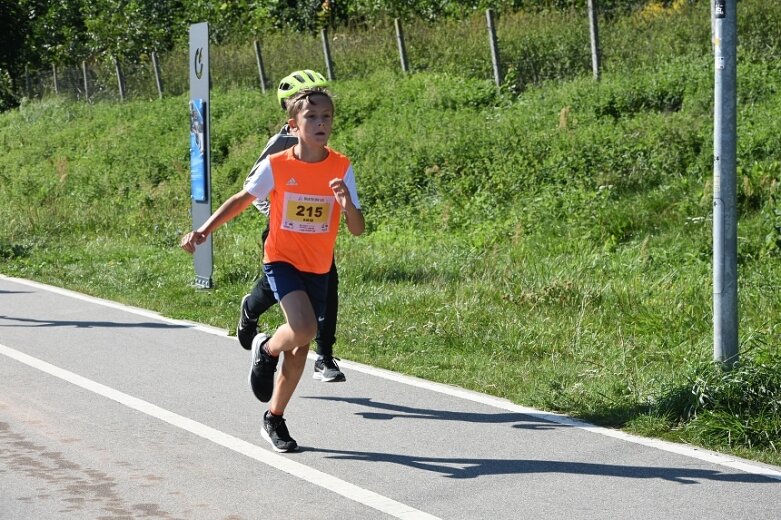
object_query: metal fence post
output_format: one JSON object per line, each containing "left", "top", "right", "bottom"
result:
{"left": 151, "top": 52, "right": 164, "bottom": 99}
{"left": 25, "top": 65, "right": 31, "bottom": 98}
{"left": 321, "top": 28, "right": 335, "bottom": 80}
{"left": 114, "top": 57, "right": 126, "bottom": 101}
{"left": 588, "top": 0, "right": 601, "bottom": 81}
{"left": 52, "top": 64, "right": 60, "bottom": 95}
{"left": 253, "top": 40, "right": 268, "bottom": 93}
{"left": 394, "top": 18, "right": 409, "bottom": 73}
{"left": 82, "top": 61, "right": 90, "bottom": 101}
{"left": 486, "top": 9, "right": 502, "bottom": 87}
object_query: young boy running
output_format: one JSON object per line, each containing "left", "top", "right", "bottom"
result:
{"left": 238, "top": 70, "right": 346, "bottom": 383}
{"left": 181, "top": 87, "right": 363, "bottom": 452}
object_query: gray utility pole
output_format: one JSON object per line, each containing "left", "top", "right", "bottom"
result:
{"left": 712, "top": 0, "right": 738, "bottom": 367}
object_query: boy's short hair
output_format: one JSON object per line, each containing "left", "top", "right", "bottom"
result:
{"left": 286, "top": 87, "right": 333, "bottom": 119}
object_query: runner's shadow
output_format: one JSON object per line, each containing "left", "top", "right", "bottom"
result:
{"left": 303, "top": 396, "right": 561, "bottom": 430}
{"left": 0, "top": 290, "right": 33, "bottom": 294}
{"left": 305, "top": 447, "right": 778, "bottom": 484}
{"left": 0, "top": 315, "right": 189, "bottom": 330}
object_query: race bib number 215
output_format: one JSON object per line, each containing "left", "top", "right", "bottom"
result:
{"left": 282, "top": 192, "right": 334, "bottom": 233}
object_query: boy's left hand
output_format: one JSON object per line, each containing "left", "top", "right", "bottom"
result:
{"left": 329, "top": 178, "right": 352, "bottom": 211}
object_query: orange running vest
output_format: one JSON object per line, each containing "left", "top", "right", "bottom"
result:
{"left": 263, "top": 147, "right": 351, "bottom": 274}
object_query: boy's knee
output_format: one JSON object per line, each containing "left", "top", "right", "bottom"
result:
{"left": 290, "top": 322, "right": 317, "bottom": 345}
{"left": 289, "top": 344, "right": 310, "bottom": 363}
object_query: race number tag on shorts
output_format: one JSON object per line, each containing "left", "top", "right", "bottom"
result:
{"left": 282, "top": 192, "right": 334, "bottom": 233}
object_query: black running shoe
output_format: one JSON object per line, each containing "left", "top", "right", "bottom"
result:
{"left": 261, "top": 410, "right": 298, "bottom": 452}
{"left": 236, "top": 294, "right": 257, "bottom": 350}
{"left": 313, "top": 356, "right": 346, "bottom": 382}
{"left": 249, "top": 334, "right": 277, "bottom": 402}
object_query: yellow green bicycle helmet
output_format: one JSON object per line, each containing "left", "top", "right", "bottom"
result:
{"left": 277, "top": 69, "right": 328, "bottom": 110}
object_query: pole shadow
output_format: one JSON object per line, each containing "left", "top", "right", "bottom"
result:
{"left": 303, "top": 396, "right": 561, "bottom": 430}
{"left": 304, "top": 446, "right": 778, "bottom": 484}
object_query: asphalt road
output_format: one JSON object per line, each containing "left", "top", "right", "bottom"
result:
{"left": 1, "top": 274, "right": 780, "bottom": 519}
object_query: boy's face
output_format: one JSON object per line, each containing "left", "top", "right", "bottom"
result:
{"left": 289, "top": 94, "right": 333, "bottom": 147}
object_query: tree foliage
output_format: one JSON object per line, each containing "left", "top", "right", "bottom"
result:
{"left": 81, "top": 0, "right": 182, "bottom": 62}
{"left": 1, "top": 1, "right": 37, "bottom": 76}
{"left": 32, "top": 0, "right": 90, "bottom": 64}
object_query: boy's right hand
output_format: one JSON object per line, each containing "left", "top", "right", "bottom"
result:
{"left": 180, "top": 231, "right": 207, "bottom": 254}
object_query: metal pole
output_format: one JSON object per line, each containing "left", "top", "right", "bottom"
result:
{"left": 712, "top": 0, "right": 738, "bottom": 367}
{"left": 52, "top": 64, "right": 60, "bottom": 95}
{"left": 253, "top": 40, "right": 268, "bottom": 93}
{"left": 394, "top": 18, "right": 409, "bottom": 73}
{"left": 151, "top": 52, "right": 164, "bottom": 99}
{"left": 486, "top": 9, "right": 502, "bottom": 87}
{"left": 24, "top": 65, "right": 31, "bottom": 98}
{"left": 114, "top": 56, "right": 126, "bottom": 101}
{"left": 321, "top": 28, "right": 335, "bottom": 81}
{"left": 82, "top": 61, "right": 90, "bottom": 101}
{"left": 588, "top": 0, "right": 601, "bottom": 81}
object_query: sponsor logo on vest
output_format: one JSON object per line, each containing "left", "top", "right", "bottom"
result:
{"left": 286, "top": 178, "right": 298, "bottom": 186}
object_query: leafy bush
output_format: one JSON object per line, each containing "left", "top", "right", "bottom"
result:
{"left": 739, "top": 1, "right": 781, "bottom": 63}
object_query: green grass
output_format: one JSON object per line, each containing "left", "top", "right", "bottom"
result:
{"left": 2, "top": 1, "right": 781, "bottom": 467}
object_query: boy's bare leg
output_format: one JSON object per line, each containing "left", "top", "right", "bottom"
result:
{"left": 266, "top": 290, "right": 317, "bottom": 356}
{"left": 265, "top": 290, "right": 317, "bottom": 415}
{"left": 269, "top": 345, "right": 309, "bottom": 414}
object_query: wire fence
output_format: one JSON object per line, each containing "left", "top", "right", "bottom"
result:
{"left": 16, "top": 3, "right": 710, "bottom": 104}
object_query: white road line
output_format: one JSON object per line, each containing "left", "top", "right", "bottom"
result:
{"left": 4, "top": 274, "right": 781, "bottom": 482}
{"left": 0, "top": 342, "right": 441, "bottom": 520}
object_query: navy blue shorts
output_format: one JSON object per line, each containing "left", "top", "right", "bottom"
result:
{"left": 263, "top": 262, "right": 329, "bottom": 321}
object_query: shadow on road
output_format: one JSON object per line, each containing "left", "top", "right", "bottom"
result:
{"left": 0, "top": 314, "right": 189, "bottom": 330}
{"left": 303, "top": 396, "right": 560, "bottom": 430}
{"left": 305, "top": 446, "right": 778, "bottom": 484}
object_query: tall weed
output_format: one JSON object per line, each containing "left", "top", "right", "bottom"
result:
{"left": 653, "top": 345, "right": 781, "bottom": 453}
